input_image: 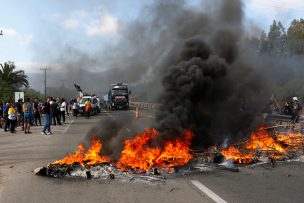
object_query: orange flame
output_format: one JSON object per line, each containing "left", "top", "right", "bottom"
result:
{"left": 245, "top": 129, "right": 285, "bottom": 153}
{"left": 276, "top": 132, "right": 304, "bottom": 149}
{"left": 53, "top": 136, "right": 109, "bottom": 166}
{"left": 117, "top": 129, "right": 193, "bottom": 172}
{"left": 221, "top": 146, "right": 253, "bottom": 164}
{"left": 156, "top": 129, "right": 193, "bottom": 167}
{"left": 53, "top": 129, "right": 193, "bottom": 172}
{"left": 221, "top": 125, "right": 304, "bottom": 163}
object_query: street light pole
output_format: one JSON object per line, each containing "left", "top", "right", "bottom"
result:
{"left": 40, "top": 67, "right": 50, "bottom": 100}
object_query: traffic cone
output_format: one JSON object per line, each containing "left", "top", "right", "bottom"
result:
{"left": 136, "top": 107, "right": 140, "bottom": 118}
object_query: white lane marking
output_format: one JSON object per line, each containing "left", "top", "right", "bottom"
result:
{"left": 63, "top": 120, "right": 74, "bottom": 135}
{"left": 191, "top": 180, "right": 227, "bottom": 203}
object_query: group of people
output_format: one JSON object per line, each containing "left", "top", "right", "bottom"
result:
{"left": 0, "top": 98, "right": 43, "bottom": 133}
{"left": 268, "top": 96, "right": 302, "bottom": 123}
{"left": 0, "top": 97, "right": 78, "bottom": 134}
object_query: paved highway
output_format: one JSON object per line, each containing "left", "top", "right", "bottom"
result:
{"left": 0, "top": 109, "right": 304, "bottom": 203}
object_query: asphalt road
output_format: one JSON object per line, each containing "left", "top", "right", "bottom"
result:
{"left": 0, "top": 109, "right": 304, "bottom": 203}
{"left": 0, "top": 109, "right": 208, "bottom": 203}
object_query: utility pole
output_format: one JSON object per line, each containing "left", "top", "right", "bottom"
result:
{"left": 40, "top": 67, "right": 50, "bottom": 100}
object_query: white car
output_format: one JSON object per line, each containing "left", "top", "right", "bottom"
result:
{"left": 78, "top": 96, "right": 98, "bottom": 115}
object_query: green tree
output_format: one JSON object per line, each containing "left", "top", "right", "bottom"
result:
{"left": 24, "top": 88, "right": 43, "bottom": 100}
{"left": 267, "top": 20, "right": 288, "bottom": 55}
{"left": 0, "top": 80, "right": 15, "bottom": 103}
{"left": 258, "top": 31, "right": 268, "bottom": 54}
{"left": 287, "top": 18, "right": 304, "bottom": 55}
{"left": 0, "top": 61, "right": 29, "bottom": 88}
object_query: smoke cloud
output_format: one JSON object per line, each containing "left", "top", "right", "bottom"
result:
{"left": 153, "top": 0, "right": 268, "bottom": 147}
{"left": 31, "top": 0, "right": 304, "bottom": 151}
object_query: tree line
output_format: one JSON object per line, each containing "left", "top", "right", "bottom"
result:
{"left": 0, "top": 62, "right": 77, "bottom": 102}
{"left": 0, "top": 62, "right": 30, "bottom": 102}
{"left": 258, "top": 19, "right": 304, "bottom": 55}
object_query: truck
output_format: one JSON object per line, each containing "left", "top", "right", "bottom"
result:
{"left": 105, "top": 83, "right": 130, "bottom": 110}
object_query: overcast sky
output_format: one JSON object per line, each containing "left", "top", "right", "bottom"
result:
{"left": 0, "top": 0, "right": 303, "bottom": 77}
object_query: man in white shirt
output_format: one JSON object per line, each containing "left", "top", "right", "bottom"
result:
{"left": 60, "top": 98, "right": 67, "bottom": 123}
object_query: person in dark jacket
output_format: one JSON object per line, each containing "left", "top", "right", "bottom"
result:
{"left": 3, "top": 103, "right": 10, "bottom": 132}
{"left": 291, "top": 97, "right": 302, "bottom": 124}
{"left": 33, "top": 98, "right": 41, "bottom": 126}
{"left": 0, "top": 101, "right": 3, "bottom": 129}
{"left": 15, "top": 99, "right": 24, "bottom": 130}
{"left": 41, "top": 97, "right": 52, "bottom": 135}
{"left": 51, "top": 99, "right": 61, "bottom": 125}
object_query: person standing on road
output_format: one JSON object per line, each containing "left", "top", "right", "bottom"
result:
{"left": 56, "top": 97, "right": 61, "bottom": 122}
{"left": 291, "top": 97, "right": 302, "bottom": 131}
{"left": 23, "top": 98, "right": 33, "bottom": 134}
{"left": 33, "top": 98, "right": 41, "bottom": 126}
{"left": 66, "top": 100, "right": 70, "bottom": 117}
{"left": 291, "top": 97, "right": 302, "bottom": 123}
{"left": 72, "top": 100, "right": 79, "bottom": 118}
{"left": 51, "top": 98, "right": 61, "bottom": 125}
{"left": 3, "top": 103, "right": 10, "bottom": 132}
{"left": 42, "top": 97, "right": 52, "bottom": 135}
{"left": 85, "top": 98, "right": 92, "bottom": 119}
{"left": 60, "top": 98, "right": 67, "bottom": 123}
{"left": 8, "top": 104, "right": 17, "bottom": 133}
{"left": 15, "top": 99, "right": 24, "bottom": 130}
{"left": 0, "top": 101, "right": 3, "bottom": 129}
{"left": 49, "top": 98, "right": 54, "bottom": 126}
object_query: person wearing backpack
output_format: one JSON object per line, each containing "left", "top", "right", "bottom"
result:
{"left": 23, "top": 98, "right": 33, "bottom": 134}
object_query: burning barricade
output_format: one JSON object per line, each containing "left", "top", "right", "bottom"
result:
{"left": 219, "top": 126, "right": 304, "bottom": 164}
{"left": 34, "top": 129, "right": 194, "bottom": 183}
{"left": 34, "top": 125, "right": 304, "bottom": 183}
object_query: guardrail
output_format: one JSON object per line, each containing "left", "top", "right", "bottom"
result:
{"left": 129, "top": 102, "right": 161, "bottom": 110}
{"left": 265, "top": 114, "right": 292, "bottom": 122}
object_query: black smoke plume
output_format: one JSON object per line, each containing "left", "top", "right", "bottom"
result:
{"left": 155, "top": 0, "right": 268, "bottom": 147}
{"left": 34, "top": 0, "right": 304, "bottom": 155}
